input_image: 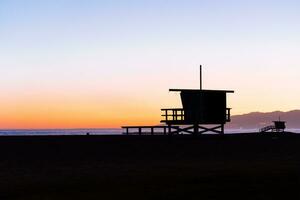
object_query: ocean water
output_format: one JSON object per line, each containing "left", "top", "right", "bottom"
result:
{"left": 0, "top": 128, "right": 299, "bottom": 136}
{"left": 0, "top": 129, "right": 123, "bottom": 136}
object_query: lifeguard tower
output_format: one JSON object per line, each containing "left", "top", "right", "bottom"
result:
{"left": 161, "top": 89, "right": 233, "bottom": 134}
{"left": 122, "top": 66, "right": 234, "bottom": 135}
{"left": 260, "top": 119, "right": 286, "bottom": 133}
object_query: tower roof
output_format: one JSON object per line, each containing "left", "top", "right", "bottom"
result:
{"left": 169, "top": 89, "right": 234, "bottom": 93}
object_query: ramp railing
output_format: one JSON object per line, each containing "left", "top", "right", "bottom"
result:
{"left": 260, "top": 125, "right": 275, "bottom": 133}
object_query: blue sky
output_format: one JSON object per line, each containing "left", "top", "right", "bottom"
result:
{"left": 0, "top": 0, "right": 300, "bottom": 128}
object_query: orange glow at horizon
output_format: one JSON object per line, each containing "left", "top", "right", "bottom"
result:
{"left": 0, "top": 94, "right": 163, "bottom": 129}
{"left": 1, "top": 88, "right": 298, "bottom": 129}
{"left": 0, "top": 108, "right": 160, "bottom": 129}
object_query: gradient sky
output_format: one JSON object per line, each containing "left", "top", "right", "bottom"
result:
{"left": 1, "top": 0, "right": 300, "bottom": 128}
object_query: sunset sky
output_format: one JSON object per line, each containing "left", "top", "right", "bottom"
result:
{"left": 1, "top": 0, "right": 300, "bottom": 128}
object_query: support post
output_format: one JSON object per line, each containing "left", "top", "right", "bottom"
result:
{"left": 193, "top": 124, "right": 199, "bottom": 135}
{"left": 221, "top": 124, "right": 224, "bottom": 135}
{"left": 165, "top": 110, "right": 168, "bottom": 122}
{"left": 172, "top": 110, "right": 175, "bottom": 121}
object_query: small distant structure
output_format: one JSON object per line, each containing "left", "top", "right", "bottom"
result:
{"left": 122, "top": 65, "right": 234, "bottom": 135}
{"left": 260, "top": 119, "right": 286, "bottom": 133}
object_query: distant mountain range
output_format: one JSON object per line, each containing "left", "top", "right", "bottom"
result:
{"left": 226, "top": 110, "right": 300, "bottom": 129}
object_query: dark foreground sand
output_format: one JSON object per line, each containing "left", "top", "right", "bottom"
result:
{"left": 0, "top": 133, "right": 300, "bottom": 200}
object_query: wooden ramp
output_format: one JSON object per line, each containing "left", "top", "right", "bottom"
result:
{"left": 260, "top": 126, "right": 276, "bottom": 133}
{"left": 122, "top": 126, "right": 180, "bottom": 135}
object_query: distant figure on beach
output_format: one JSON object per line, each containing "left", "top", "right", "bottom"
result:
{"left": 86, "top": 132, "right": 90, "bottom": 136}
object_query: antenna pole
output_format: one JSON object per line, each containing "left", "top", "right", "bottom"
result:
{"left": 200, "top": 65, "right": 202, "bottom": 90}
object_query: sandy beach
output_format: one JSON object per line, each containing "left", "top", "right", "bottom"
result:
{"left": 1, "top": 133, "right": 299, "bottom": 200}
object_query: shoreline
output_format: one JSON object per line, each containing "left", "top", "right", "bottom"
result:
{"left": 0, "top": 130, "right": 299, "bottom": 136}
{"left": 0, "top": 131, "right": 297, "bottom": 137}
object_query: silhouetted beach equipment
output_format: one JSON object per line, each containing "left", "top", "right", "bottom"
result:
{"left": 260, "top": 119, "right": 286, "bottom": 133}
{"left": 122, "top": 65, "right": 234, "bottom": 135}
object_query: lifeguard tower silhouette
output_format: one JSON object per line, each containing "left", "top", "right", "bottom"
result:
{"left": 260, "top": 119, "right": 286, "bottom": 133}
{"left": 122, "top": 66, "right": 234, "bottom": 135}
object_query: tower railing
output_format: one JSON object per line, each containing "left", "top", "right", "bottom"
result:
{"left": 161, "top": 108, "right": 185, "bottom": 122}
{"left": 226, "top": 108, "right": 231, "bottom": 122}
{"left": 161, "top": 108, "right": 232, "bottom": 123}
